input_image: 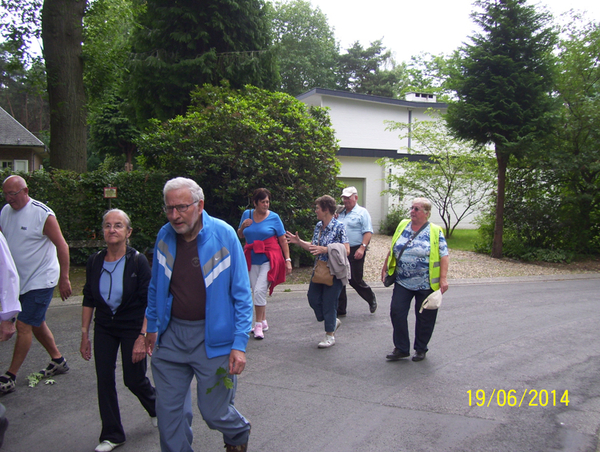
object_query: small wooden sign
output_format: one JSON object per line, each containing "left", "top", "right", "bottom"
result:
{"left": 103, "top": 187, "right": 117, "bottom": 198}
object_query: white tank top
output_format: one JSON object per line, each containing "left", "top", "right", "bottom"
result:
{"left": 0, "top": 199, "right": 60, "bottom": 294}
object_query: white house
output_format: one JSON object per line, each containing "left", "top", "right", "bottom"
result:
{"left": 297, "top": 88, "right": 459, "bottom": 231}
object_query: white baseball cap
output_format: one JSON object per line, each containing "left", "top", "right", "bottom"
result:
{"left": 341, "top": 186, "right": 358, "bottom": 197}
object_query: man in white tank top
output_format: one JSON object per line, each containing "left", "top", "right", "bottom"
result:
{"left": 0, "top": 175, "right": 72, "bottom": 395}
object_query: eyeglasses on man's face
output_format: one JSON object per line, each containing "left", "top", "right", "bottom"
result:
{"left": 411, "top": 206, "right": 423, "bottom": 212}
{"left": 2, "top": 188, "right": 25, "bottom": 198}
{"left": 163, "top": 201, "right": 198, "bottom": 214}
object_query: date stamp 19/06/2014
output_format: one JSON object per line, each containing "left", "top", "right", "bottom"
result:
{"left": 468, "top": 389, "right": 569, "bottom": 407}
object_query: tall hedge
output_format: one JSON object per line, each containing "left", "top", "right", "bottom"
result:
{"left": 0, "top": 169, "right": 168, "bottom": 264}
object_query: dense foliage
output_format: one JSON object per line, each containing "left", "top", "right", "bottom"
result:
{"left": 125, "top": 0, "right": 278, "bottom": 126}
{"left": 477, "top": 16, "right": 600, "bottom": 260}
{"left": 137, "top": 84, "right": 343, "bottom": 262}
{"left": 446, "top": 0, "right": 557, "bottom": 258}
{"left": 337, "top": 40, "right": 407, "bottom": 97}
{"left": 0, "top": 169, "right": 168, "bottom": 264}
{"left": 270, "top": 0, "right": 340, "bottom": 96}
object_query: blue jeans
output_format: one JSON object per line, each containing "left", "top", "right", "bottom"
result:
{"left": 307, "top": 278, "right": 343, "bottom": 332}
{"left": 389, "top": 284, "right": 437, "bottom": 353}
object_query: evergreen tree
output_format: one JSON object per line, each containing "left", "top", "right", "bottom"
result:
{"left": 126, "top": 0, "right": 278, "bottom": 126}
{"left": 446, "top": 0, "right": 557, "bottom": 258}
{"left": 337, "top": 40, "right": 406, "bottom": 98}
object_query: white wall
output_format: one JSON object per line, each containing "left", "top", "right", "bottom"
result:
{"left": 299, "top": 90, "right": 483, "bottom": 232}
{"left": 337, "top": 156, "right": 389, "bottom": 231}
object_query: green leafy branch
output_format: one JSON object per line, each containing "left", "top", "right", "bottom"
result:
{"left": 26, "top": 373, "right": 55, "bottom": 388}
{"left": 206, "top": 367, "right": 233, "bottom": 394}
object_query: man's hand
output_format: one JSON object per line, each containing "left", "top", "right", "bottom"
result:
{"left": 59, "top": 275, "right": 72, "bottom": 300}
{"left": 132, "top": 335, "right": 147, "bottom": 363}
{"left": 145, "top": 332, "right": 158, "bottom": 356}
{"left": 229, "top": 349, "right": 246, "bottom": 375}
{"left": 0, "top": 320, "right": 16, "bottom": 342}
{"left": 354, "top": 246, "right": 365, "bottom": 260}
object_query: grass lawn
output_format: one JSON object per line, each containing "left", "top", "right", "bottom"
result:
{"left": 445, "top": 229, "right": 479, "bottom": 252}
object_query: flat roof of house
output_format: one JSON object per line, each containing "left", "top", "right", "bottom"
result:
{"left": 297, "top": 88, "right": 447, "bottom": 110}
{"left": 0, "top": 106, "right": 45, "bottom": 147}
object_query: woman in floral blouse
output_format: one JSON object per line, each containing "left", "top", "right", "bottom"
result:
{"left": 286, "top": 195, "right": 349, "bottom": 348}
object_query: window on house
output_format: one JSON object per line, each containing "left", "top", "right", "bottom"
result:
{"left": 13, "top": 160, "right": 28, "bottom": 172}
{"left": 1, "top": 160, "right": 12, "bottom": 169}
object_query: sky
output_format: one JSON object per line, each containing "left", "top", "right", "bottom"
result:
{"left": 308, "top": 0, "right": 600, "bottom": 63}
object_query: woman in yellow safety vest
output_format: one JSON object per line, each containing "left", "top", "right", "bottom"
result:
{"left": 381, "top": 197, "right": 449, "bottom": 362}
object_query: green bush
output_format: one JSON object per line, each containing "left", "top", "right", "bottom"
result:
{"left": 379, "top": 205, "right": 409, "bottom": 236}
{"left": 137, "top": 84, "right": 343, "bottom": 265}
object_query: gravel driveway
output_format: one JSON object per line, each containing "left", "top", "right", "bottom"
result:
{"left": 285, "top": 234, "right": 600, "bottom": 284}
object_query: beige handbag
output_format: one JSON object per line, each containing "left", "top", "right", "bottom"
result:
{"left": 312, "top": 259, "right": 333, "bottom": 286}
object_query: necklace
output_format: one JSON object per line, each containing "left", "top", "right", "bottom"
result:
{"left": 101, "top": 254, "right": 126, "bottom": 301}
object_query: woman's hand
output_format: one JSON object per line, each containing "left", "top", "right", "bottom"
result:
{"left": 80, "top": 336, "right": 92, "bottom": 361}
{"left": 132, "top": 335, "right": 147, "bottom": 363}
{"left": 285, "top": 231, "right": 300, "bottom": 245}
{"left": 285, "top": 260, "right": 293, "bottom": 275}
{"left": 439, "top": 277, "right": 449, "bottom": 294}
{"left": 309, "top": 244, "right": 326, "bottom": 256}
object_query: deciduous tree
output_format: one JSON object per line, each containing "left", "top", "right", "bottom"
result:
{"left": 379, "top": 115, "right": 496, "bottom": 237}
{"left": 1, "top": 0, "right": 87, "bottom": 172}
{"left": 270, "top": 0, "right": 339, "bottom": 96}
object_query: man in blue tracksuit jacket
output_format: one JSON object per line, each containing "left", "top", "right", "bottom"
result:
{"left": 144, "top": 177, "right": 252, "bottom": 452}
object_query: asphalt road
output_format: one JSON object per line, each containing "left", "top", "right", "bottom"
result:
{"left": 1, "top": 274, "right": 599, "bottom": 452}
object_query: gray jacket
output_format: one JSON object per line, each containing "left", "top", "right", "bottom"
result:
{"left": 326, "top": 243, "right": 350, "bottom": 285}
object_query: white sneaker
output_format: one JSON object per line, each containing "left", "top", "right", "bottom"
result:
{"left": 318, "top": 335, "right": 335, "bottom": 348}
{"left": 150, "top": 416, "right": 158, "bottom": 428}
{"left": 95, "top": 440, "right": 124, "bottom": 452}
{"left": 253, "top": 322, "right": 264, "bottom": 340}
{"left": 262, "top": 320, "right": 269, "bottom": 331}
{"left": 335, "top": 318, "right": 341, "bottom": 333}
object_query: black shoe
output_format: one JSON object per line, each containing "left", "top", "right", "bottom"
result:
{"left": 369, "top": 295, "right": 377, "bottom": 314}
{"left": 386, "top": 348, "right": 410, "bottom": 361}
{"left": 337, "top": 312, "right": 347, "bottom": 317}
{"left": 412, "top": 351, "right": 427, "bottom": 362}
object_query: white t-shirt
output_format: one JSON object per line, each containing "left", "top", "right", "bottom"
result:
{"left": 0, "top": 199, "right": 60, "bottom": 294}
{"left": 0, "top": 231, "right": 21, "bottom": 319}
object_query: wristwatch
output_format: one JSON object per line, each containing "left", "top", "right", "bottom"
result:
{"left": 361, "top": 243, "right": 367, "bottom": 247}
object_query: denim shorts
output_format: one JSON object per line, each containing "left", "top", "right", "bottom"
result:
{"left": 17, "top": 287, "right": 55, "bottom": 327}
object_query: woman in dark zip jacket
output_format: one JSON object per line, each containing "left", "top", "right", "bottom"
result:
{"left": 80, "top": 209, "right": 156, "bottom": 452}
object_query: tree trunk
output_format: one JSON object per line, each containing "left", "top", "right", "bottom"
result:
{"left": 492, "top": 149, "right": 508, "bottom": 259}
{"left": 42, "top": 0, "right": 87, "bottom": 172}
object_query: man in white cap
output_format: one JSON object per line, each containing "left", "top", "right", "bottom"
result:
{"left": 337, "top": 186, "right": 377, "bottom": 316}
